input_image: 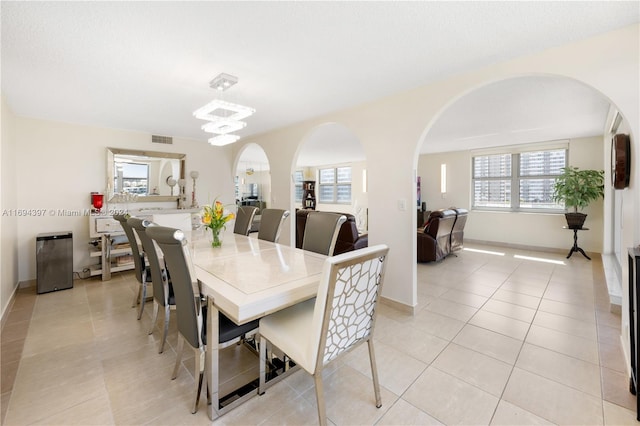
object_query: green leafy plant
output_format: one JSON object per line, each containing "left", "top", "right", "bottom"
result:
{"left": 552, "top": 166, "right": 604, "bottom": 213}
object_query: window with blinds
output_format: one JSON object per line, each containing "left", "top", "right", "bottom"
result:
{"left": 318, "top": 166, "right": 351, "bottom": 204}
{"left": 472, "top": 147, "right": 566, "bottom": 211}
{"left": 293, "top": 170, "right": 303, "bottom": 202}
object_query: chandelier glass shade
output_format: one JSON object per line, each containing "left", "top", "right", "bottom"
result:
{"left": 193, "top": 99, "right": 255, "bottom": 122}
{"left": 208, "top": 134, "right": 241, "bottom": 146}
{"left": 201, "top": 118, "right": 247, "bottom": 135}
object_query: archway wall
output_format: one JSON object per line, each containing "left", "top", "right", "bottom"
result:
{"left": 234, "top": 24, "right": 639, "bottom": 312}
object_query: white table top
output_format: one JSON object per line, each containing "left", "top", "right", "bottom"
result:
{"left": 191, "top": 230, "right": 326, "bottom": 324}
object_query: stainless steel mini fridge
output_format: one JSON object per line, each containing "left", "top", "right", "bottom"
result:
{"left": 36, "top": 231, "right": 73, "bottom": 294}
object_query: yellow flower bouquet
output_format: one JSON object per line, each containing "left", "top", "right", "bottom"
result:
{"left": 202, "top": 199, "right": 235, "bottom": 247}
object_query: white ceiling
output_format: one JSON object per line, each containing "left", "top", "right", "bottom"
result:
{"left": 2, "top": 2, "right": 638, "bottom": 166}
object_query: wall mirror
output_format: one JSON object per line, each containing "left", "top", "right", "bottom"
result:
{"left": 106, "top": 148, "right": 186, "bottom": 202}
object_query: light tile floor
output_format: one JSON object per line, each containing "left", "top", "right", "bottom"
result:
{"left": 1, "top": 243, "right": 637, "bottom": 425}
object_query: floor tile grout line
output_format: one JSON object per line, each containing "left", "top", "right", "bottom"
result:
{"left": 484, "top": 261, "right": 563, "bottom": 425}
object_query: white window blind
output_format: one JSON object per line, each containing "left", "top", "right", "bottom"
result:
{"left": 318, "top": 166, "right": 351, "bottom": 204}
{"left": 472, "top": 146, "right": 566, "bottom": 211}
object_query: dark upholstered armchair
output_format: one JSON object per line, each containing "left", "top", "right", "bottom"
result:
{"left": 417, "top": 209, "right": 457, "bottom": 262}
{"left": 296, "top": 209, "right": 368, "bottom": 255}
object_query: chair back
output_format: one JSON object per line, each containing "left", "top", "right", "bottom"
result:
{"left": 310, "top": 245, "right": 389, "bottom": 371}
{"left": 450, "top": 208, "right": 468, "bottom": 252}
{"left": 146, "top": 225, "right": 203, "bottom": 350}
{"left": 128, "top": 218, "right": 170, "bottom": 307}
{"left": 113, "top": 214, "right": 145, "bottom": 283}
{"left": 233, "top": 206, "right": 258, "bottom": 236}
{"left": 258, "top": 209, "right": 290, "bottom": 243}
{"left": 302, "top": 212, "right": 347, "bottom": 256}
{"left": 424, "top": 209, "right": 456, "bottom": 257}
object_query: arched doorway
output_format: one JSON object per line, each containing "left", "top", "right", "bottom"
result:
{"left": 413, "top": 73, "right": 629, "bottom": 308}
{"left": 291, "top": 122, "right": 367, "bottom": 247}
{"left": 234, "top": 143, "right": 271, "bottom": 234}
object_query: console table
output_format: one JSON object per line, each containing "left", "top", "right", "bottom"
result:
{"left": 628, "top": 247, "right": 640, "bottom": 421}
{"left": 563, "top": 226, "right": 590, "bottom": 260}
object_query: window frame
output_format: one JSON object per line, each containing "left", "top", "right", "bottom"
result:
{"left": 318, "top": 165, "right": 352, "bottom": 205}
{"left": 471, "top": 143, "right": 567, "bottom": 213}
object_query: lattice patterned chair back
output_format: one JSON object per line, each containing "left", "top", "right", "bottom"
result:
{"left": 313, "top": 245, "right": 389, "bottom": 369}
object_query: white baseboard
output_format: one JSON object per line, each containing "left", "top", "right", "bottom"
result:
{"left": 380, "top": 296, "right": 416, "bottom": 315}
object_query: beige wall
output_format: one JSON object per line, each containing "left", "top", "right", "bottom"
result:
{"left": 232, "top": 24, "right": 639, "bottom": 312}
{"left": 10, "top": 117, "right": 234, "bottom": 283}
{"left": 417, "top": 136, "right": 605, "bottom": 253}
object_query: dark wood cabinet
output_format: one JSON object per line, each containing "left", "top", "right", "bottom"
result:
{"left": 302, "top": 180, "right": 316, "bottom": 210}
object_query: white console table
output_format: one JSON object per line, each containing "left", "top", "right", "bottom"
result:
{"left": 88, "top": 208, "right": 200, "bottom": 280}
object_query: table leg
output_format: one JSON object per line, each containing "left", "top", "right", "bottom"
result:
{"left": 207, "top": 297, "right": 220, "bottom": 420}
{"left": 566, "top": 229, "right": 591, "bottom": 260}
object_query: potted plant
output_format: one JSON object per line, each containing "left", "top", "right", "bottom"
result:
{"left": 552, "top": 166, "right": 604, "bottom": 229}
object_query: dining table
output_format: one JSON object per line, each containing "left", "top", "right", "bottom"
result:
{"left": 189, "top": 228, "right": 327, "bottom": 420}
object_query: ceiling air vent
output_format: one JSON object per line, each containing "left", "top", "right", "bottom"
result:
{"left": 152, "top": 135, "right": 173, "bottom": 144}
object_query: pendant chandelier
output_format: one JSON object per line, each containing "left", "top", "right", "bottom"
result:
{"left": 193, "top": 73, "right": 255, "bottom": 146}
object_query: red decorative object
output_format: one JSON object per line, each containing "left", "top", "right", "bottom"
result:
{"left": 92, "top": 193, "right": 104, "bottom": 210}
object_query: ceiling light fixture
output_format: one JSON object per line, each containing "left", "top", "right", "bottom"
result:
{"left": 194, "top": 73, "right": 255, "bottom": 147}
{"left": 209, "top": 73, "right": 238, "bottom": 91}
{"left": 193, "top": 99, "right": 255, "bottom": 122}
{"left": 208, "top": 134, "right": 241, "bottom": 146}
{"left": 201, "top": 118, "right": 247, "bottom": 135}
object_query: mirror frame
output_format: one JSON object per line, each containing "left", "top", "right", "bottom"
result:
{"left": 107, "top": 147, "right": 186, "bottom": 202}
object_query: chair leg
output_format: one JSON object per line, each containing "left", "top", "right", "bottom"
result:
{"left": 137, "top": 282, "right": 147, "bottom": 320}
{"left": 367, "top": 339, "right": 382, "bottom": 408}
{"left": 159, "top": 304, "right": 170, "bottom": 354}
{"left": 258, "top": 336, "right": 267, "bottom": 395}
{"left": 313, "top": 373, "right": 328, "bottom": 426}
{"left": 148, "top": 300, "right": 159, "bottom": 335}
{"left": 192, "top": 347, "right": 205, "bottom": 414}
{"left": 172, "top": 334, "right": 185, "bottom": 380}
{"left": 206, "top": 373, "right": 211, "bottom": 406}
{"left": 132, "top": 283, "right": 141, "bottom": 308}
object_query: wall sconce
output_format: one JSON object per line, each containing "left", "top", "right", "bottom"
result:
{"left": 362, "top": 169, "right": 368, "bottom": 193}
{"left": 440, "top": 164, "right": 447, "bottom": 194}
{"left": 303, "top": 167, "right": 315, "bottom": 181}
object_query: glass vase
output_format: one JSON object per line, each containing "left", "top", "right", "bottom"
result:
{"left": 209, "top": 228, "right": 223, "bottom": 248}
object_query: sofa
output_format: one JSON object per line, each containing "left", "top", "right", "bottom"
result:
{"left": 417, "top": 209, "right": 457, "bottom": 262}
{"left": 296, "top": 209, "right": 368, "bottom": 255}
{"left": 417, "top": 208, "right": 469, "bottom": 262}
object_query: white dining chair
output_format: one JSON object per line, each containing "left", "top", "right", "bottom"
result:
{"left": 258, "top": 244, "right": 390, "bottom": 425}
